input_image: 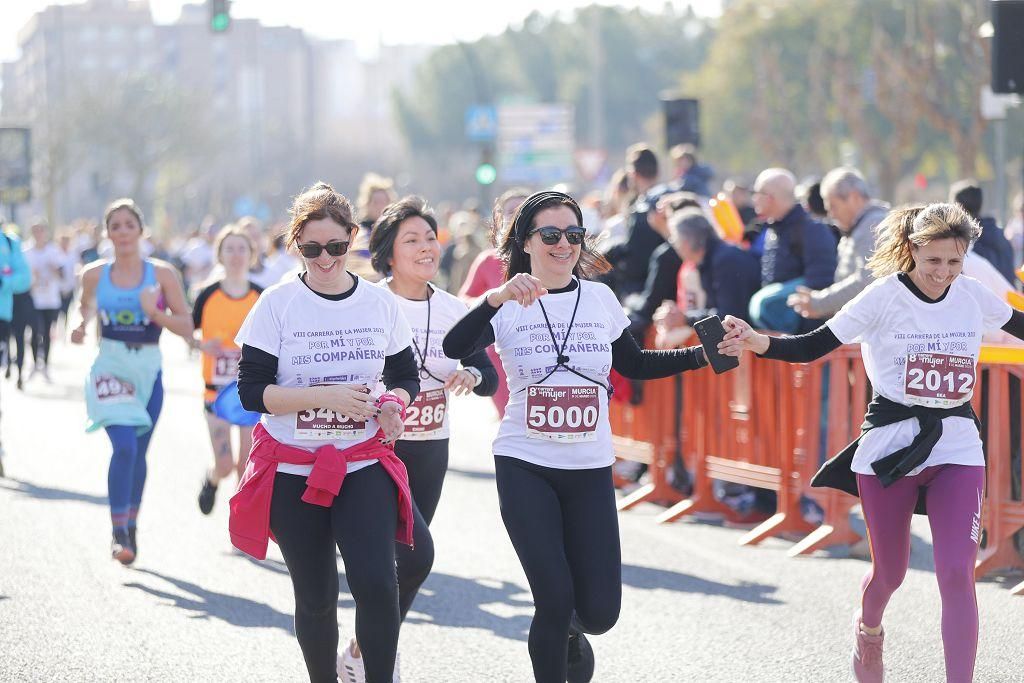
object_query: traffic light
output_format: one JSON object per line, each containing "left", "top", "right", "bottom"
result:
{"left": 475, "top": 146, "right": 496, "bottom": 186}
{"left": 209, "top": 0, "right": 231, "bottom": 33}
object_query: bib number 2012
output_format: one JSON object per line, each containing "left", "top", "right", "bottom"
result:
{"left": 904, "top": 353, "right": 975, "bottom": 408}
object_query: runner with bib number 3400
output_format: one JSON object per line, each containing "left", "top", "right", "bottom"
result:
{"left": 443, "top": 190, "right": 719, "bottom": 683}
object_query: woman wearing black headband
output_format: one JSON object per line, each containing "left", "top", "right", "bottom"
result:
{"left": 444, "top": 191, "right": 713, "bottom": 683}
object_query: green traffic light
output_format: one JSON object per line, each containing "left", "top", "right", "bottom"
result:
{"left": 211, "top": 13, "right": 230, "bottom": 32}
{"left": 475, "top": 163, "right": 497, "bottom": 185}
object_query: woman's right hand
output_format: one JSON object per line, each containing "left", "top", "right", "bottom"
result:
{"left": 719, "top": 315, "right": 770, "bottom": 357}
{"left": 319, "top": 384, "right": 378, "bottom": 422}
{"left": 486, "top": 273, "right": 548, "bottom": 308}
{"left": 70, "top": 322, "right": 87, "bottom": 345}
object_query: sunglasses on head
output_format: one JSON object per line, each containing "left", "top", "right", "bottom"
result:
{"left": 530, "top": 226, "right": 586, "bottom": 245}
{"left": 297, "top": 240, "right": 350, "bottom": 258}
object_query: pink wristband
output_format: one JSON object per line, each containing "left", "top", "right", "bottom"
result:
{"left": 375, "top": 393, "right": 407, "bottom": 419}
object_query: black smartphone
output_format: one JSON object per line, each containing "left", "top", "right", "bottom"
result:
{"left": 693, "top": 315, "right": 740, "bottom": 375}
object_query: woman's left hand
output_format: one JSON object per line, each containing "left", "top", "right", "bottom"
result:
{"left": 444, "top": 369, "right": 477, "bottom": 396}
{"left": 377, "top": 401, "right": 406, "bottom": 445}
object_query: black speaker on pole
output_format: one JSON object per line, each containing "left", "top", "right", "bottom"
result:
{"left": 992, "top": 0, "right": 1024, "bottom": 94}
{"left": 662, "top": 98, "right": 700, "bottom": 148}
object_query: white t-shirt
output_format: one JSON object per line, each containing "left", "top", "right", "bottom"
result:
{"left": 490, "top": 279, "right": 630, "bottom": 469}
{"left": 827, "top": 273, "right": 1013, "bottom": 475}
{"left": 375, "top": 281, "right": 468, "bottom": 441}
{"left": 24, "top": 242, "right": 65, "bottom": 309}
{"left": 235, "top": 273, "right": 413, "bottom": 476}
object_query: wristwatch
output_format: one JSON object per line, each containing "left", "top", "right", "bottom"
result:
{"left": 464, "top": 366, "right": 483, "bottom": 387}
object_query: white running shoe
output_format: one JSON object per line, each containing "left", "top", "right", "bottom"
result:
{"left": 337, "top": 640, "right": 400, "bottom": 683}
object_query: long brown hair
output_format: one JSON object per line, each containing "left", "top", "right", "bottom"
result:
{"left": 498, "top": 191, "right": 610, "bottom": 282}
{"left": 867, "top": 203, "right": 981, "bottom": 278}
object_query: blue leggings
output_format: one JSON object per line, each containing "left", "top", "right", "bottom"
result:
{"left": 105, "top": 372, "right": 164, "bottom": 531}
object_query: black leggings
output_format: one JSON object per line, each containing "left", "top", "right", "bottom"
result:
{"left": 270, "top": 466, "right": 433, "bottom": 683}
{"left": 31, "top": 308, "right": 60, "bottom": 366}
{"left": 394, "top": 438, "right": 448, "bottom": 619}
{"left": 494, "top": 455, "right": 622, "bottom": 683}
{"left": 7, "top": 292, "right": 32, "bottom": 376}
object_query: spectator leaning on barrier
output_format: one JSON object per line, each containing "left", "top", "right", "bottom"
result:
{"left": 606, "top": 144, "right": 669, "bottom": 299}
{"left": 668, "top": 144, "right": 713, "bottom": 198}
{"left": 949, "top": 179, "right": 1016, "bottom": 285}
{"left": 788, "top": 167, "right": 888, "bottom": 320}
{"left": 748, "top": 168, "right": 837, "bottom": 333}
{"left": 623, "top": 192, "right": 703, "bottom": 339}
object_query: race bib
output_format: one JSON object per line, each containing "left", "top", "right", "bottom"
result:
{"left": 904, "top": 353, "right": 976, "bottom": 408}
{"left": 294, "top": 408, "right": 367, "bottom": 441}
{"left": 212, "top": 349, "right": 241, "bottom": 385}
{"left": 93, "top": 374, "right": 136, "bottom": 404}
{"left": 526, "top": 385, "right": 600, "bottom": 442}
{"left": 403, "top": 388, "right": 448, "bottom": 440}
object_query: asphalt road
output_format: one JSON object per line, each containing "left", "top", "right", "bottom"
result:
{"left": 2, "top": 337, "right": 1022, "bottom": 682}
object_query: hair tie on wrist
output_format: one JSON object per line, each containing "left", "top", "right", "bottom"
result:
{"left": 375, "top": 393, "right": 407, "bottom": 420}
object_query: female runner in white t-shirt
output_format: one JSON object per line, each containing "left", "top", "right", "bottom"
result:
{"left": 233, "top": 182, "right": 424, "bottom": 683}
{"left": 719, "top": 203, "right": 1024, "bottom": 683}
{"left": 444, "top": 191, "right": 714, "bottom": 683}
{"left": 324, "top": 196, "right": 499, "bottom": 680}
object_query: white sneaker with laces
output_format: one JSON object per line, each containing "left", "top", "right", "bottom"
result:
{"left": 337, "top": 640, "right": 400, "bottom": 683}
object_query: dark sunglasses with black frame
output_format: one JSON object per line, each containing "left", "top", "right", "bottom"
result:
{"left": 297, "top": 240, "right": 350, "bottom": 258}
{"left": 528, "top": 225, "right": 586, "bottom": 245}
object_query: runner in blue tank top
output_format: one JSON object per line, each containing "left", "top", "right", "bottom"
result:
{"left": 70, "top": 198, "right": 193, "bottom": 565}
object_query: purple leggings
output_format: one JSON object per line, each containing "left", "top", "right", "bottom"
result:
{"left": 857, "top": 464, "right": 985, "bottom": 683}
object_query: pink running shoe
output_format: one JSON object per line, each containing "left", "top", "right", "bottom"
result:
{"left": 851, "top": 611, "right": 884, "bottom": 683}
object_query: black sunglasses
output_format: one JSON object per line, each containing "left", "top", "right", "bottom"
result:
{"left": 530, "top": 226, "right": 586, "bottom": 245}
{"left": 297, "top": 240, "right": 350, "bottom": 258}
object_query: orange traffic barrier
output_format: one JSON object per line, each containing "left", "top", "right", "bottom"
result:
{"left": 614, "top": 339, "right": 1024, "bottom": 590}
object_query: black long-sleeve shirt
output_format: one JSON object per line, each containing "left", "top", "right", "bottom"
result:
{"left": 442, "top": 280, "right": 708, "bottom": 379}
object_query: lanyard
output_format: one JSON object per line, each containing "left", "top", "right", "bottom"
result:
{"left": 525, "top": 278, "right": 613, "bottom": 396}
{"left": 407, "top": 285, "right": 447, "bottom": 384}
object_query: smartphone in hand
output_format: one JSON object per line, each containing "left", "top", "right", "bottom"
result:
{"left": 693, "top": 315, "right": 740, "bottom": 374}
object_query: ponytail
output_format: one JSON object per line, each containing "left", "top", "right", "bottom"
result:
{"left": 867, "top": 205, "right": 922, "bottom": 278}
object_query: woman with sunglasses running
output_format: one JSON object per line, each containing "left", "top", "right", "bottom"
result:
{"left": 231, "top": 182, "right": 425, "bottom": 683}
{"left": 323, "top": 196, "right": 500, "bottom": 682}
{"left": 719, "top": 203, "right": 1024, "bottom": 683}
{"left": 444, "top": 191, "right": 713, "bottom": 683}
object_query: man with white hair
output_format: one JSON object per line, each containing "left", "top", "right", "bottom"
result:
{"left": 748, "top": 168, "right": 837, "bottom": 332}
{"left": 788, "top": 167, "right": 888, "bottom": 319}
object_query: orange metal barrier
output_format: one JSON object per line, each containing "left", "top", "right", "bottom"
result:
{"left": 613, "top": 342, "right": 1024, "bottom": 591}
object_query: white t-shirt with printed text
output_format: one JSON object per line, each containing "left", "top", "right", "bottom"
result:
{"left": 490, "top": 279, "right": 630, "bottom": 469}
{"left": 235, "top": 274, "right": 413, "bottom": 476}
{"left": 374, "top": 280, "right": 468, "bottom": 441}
{"left": 827, "top": 273, "right": 1013, "bottom": 475}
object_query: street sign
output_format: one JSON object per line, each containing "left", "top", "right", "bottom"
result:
{"left": 465, "top": 105, "right": 498, "bottom": 142}
{"left": 0, "top": 127, "right": 31, "bottom": 205}
{"left": 497, "top": 104, "right": 574, "bottom": 186}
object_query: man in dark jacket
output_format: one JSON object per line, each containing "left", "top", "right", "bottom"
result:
{"left": 668, "top": 144, "right": 714, "bottom": 198}
{"left": 950, "top": 180, "right": 1016, "bottom": 285}
{"left": 748, "top": 168, "right": 837, "bottom": 333}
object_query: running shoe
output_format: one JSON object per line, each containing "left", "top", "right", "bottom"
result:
{"left": 851, "top": 611, "right": 884, "bottom": 683}
{"left": 198, "top": 478, "right": 218, "bottom": 515}
{"left": 337, "top": 640, "right": 400, "bottom": 683}
{"left": 566, "top": 628, "right": 595, "bottom": 683}
{"left": 111, "top": 530, "right": 135, "bottom": 566}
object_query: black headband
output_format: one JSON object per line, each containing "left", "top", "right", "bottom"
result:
{"left": 512, "top": 191, "right": 584, "bottom": 246}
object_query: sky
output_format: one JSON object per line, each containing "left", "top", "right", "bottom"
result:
{"left": 0, "top": 0, "right": 722, "bottom": 62}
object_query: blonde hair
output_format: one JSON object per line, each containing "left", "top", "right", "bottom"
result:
{"left": 214, "top": 223, "right": 257, "bottom": 267}
{"left": 356, "top": 173, "right": 396, "bottom": 222}
{"left": 867, "top": 203, "right": 981, "bottom": 278}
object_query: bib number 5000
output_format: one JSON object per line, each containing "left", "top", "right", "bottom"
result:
{"left": 525, "top": 385, "right": 600, "bottom": 442}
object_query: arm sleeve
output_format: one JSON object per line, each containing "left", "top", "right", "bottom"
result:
{"left": 382, "top": 347, "right": 420, "bottom": 399}
{"left": 611, "top": 328, "right": 708, "bottom": 379}
{"left": 443, "top": 297, "right": 499, "bottom": 359}
{"left": 802, "top": 223, "right": 839, "bottom": 290}
{"left": 237, "top": 344, "right": 278, "bottom": 413}
{"left": 192, "top": 283, "right": 217, "bottom": 330}
{"left": 999, "top": 309, "right": 1024, "bottom": 340}
{"left": 461, "top": 347, "right": 500, "bottom": 397}
{"left": 758, "top": 325, "right": 843, "bottom": 363}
